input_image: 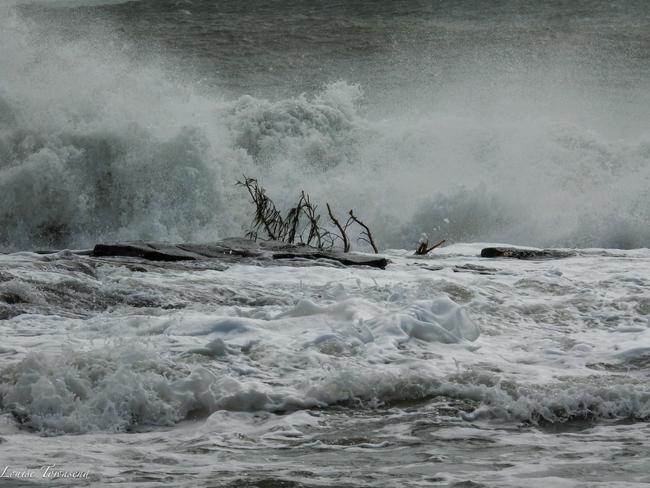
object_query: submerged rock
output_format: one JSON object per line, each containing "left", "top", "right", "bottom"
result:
{"left": 481, "top": 247, "right": 575, "bottom": 260}
{"left": 10, "top": 407, "right": 32, "bottom": 430}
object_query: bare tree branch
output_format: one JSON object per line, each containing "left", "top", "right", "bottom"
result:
{"left": 237, "top": 176, "right": 282, "bottom": 241}
{"left": 348, "top": 209, "right": 378, "bottom": 254}
{"left": 326, "top": 203, "right": 350, "bottom": 252}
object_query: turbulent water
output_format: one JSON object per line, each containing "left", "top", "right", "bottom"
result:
{"left": 2, "top": 0, "right": 650, "bottom": 250}
{"left": 1, "top": 1, "right": 649, "bottom": 487}
{"left": 1, "top": 247, "right": 649, "bottom": 486}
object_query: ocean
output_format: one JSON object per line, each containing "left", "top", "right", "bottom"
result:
{"left": 0, "top": 1, "right": 649, "bottom": 486}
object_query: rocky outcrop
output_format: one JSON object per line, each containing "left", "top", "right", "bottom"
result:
{"left": 92, "top": 238, "right": 388, "bottom": 269}
{"left": 92, "top": 242, "right": 198, "bottom": 261}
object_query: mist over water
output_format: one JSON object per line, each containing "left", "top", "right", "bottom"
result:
{"left": 1, "top": 0, "right": 649, "bottom": 251}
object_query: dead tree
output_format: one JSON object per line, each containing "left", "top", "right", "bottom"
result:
{"left": 238, "top": 176, "right": 378, "bottom": 254}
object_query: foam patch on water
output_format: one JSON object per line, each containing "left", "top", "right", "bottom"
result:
{"left": 0, "top": 346, "right": 184, "bottom": 433}
{"left": 461, "top": 380, "right": 650, "bottom": 424}
{"left": 365, "top": 298, "right": 480, "bottom": 344}
{"left": 0, "top": 290, "right": 485, "bottom": 433}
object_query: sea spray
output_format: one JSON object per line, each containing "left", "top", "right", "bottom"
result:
{"left": 1, "top": 3, "right": 649, "bottom": 251}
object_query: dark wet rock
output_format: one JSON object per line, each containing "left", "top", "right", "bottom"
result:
{"left": 126, "top": 265, "right": 148, "bottom": 272}
{"left": 481, "top": 247, "right": 575, "bottom": 260}
{"left": 453, "top": 264, "right": 499, "bottom": 274}
{"left": 93, "top": 242, "right": 198, "bottom": 261}
{"left": 450, "top": 481, "right": 488, "bottom": 488}
{"left": 0, "top": 306, "right": 23, "bottom": 320}
{"left": 0, "top": 291, "right": 28, "bottom": 304}
{"left": 420, "top": 265, "right": 445, "bottom": 271}
{"left": 39, "top": 256, "right": 98, "bottom": 278}
{"left": 10, "top": 407, "right": 32, "bottom": 430}
{"left": 177, "top": 243, "right": 258, "bottom": 259}
{"left": 91, "top": 239, "right": 388, "bottom": 269}
{"left": 124, "top": 294, "right": 162, "bottom": 308}
{"left": 273, "top": 250, "right": 388, "bottom": 269}
{"left": 224, "top": 479, "right": 304, "bottom": 488}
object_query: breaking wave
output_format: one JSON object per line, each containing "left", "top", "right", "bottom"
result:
{"left": 3, "top": 345, "right": 647, "bottom": 435}
{"left": 1, "top": 4, "right": 649, "bottom": 251}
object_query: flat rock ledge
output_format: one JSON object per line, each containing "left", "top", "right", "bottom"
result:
{"left": 481, "top": 247, "right": 576, "bottom": 260}
{"left": 92, "top": 238, "right": 388, "bottom": 269}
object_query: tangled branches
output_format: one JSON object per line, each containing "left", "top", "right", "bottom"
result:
{"left": 237, "top": 176, "right": 379, "bottom": 254}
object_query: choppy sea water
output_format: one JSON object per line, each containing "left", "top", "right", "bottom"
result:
{"left": 1, "top": 0, "right": 649, "bottom": 486}
{"left": 0, "top": 246, "right": 649, "bottom": 486}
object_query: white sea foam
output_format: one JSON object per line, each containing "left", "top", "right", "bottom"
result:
{"left": 1, "top": 246, "right": 648, "bottom": 436}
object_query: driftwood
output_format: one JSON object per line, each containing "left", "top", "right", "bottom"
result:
{"left": 415, "top": 234, "right": 446, "bottom": 255}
